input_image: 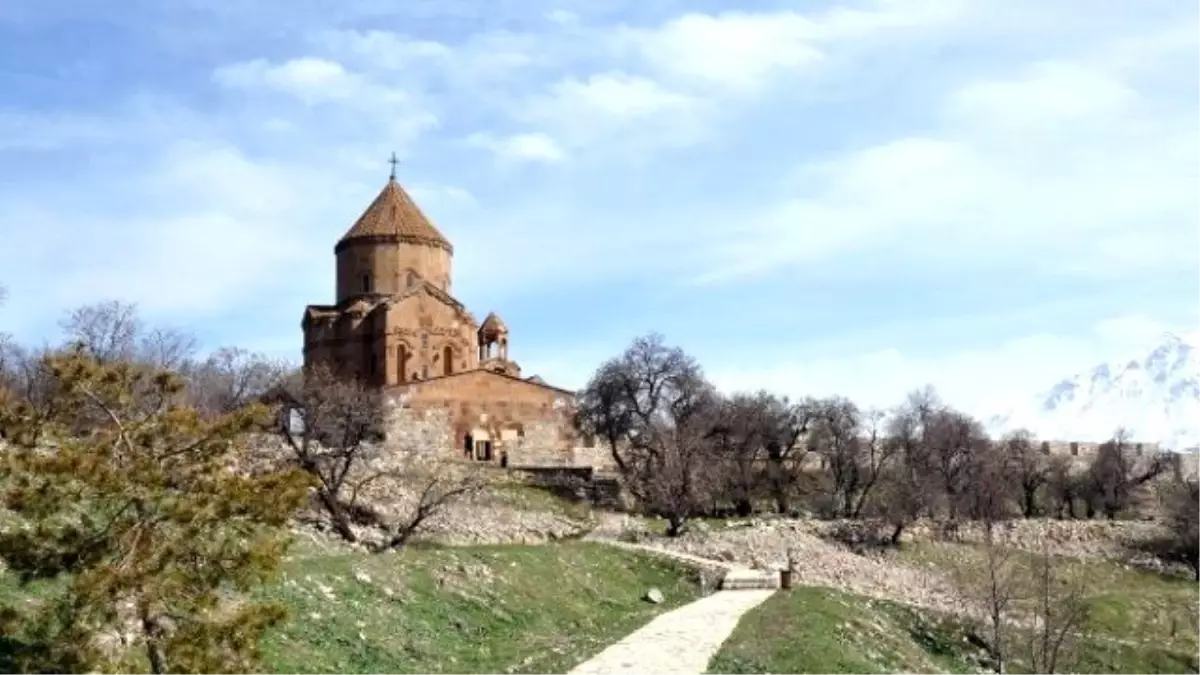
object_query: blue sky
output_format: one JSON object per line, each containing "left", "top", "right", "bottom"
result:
{"left": 0, "top": 0, "right": 1197, "bottom": 416}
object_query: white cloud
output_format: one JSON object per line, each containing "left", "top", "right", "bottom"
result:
{"left": 542, "top": 72, "right": 699, "bottom": 120}
{"left": 465, "top": 131, "right": 567, "bottom": 164}
{"left": 211, "top": 57, "right": 433, "bottom": 122}
{"left": 545, "top": 9, "right": 579, "bottom": 26}
{"left": 314, "top": 30, "right": 452, "bottom": 70}
{"left": 515, "top": 72, "right": 706, "bottom": 153}
{"left": 613, "top": 1, "right": 966, "bottom": 94}
{"left": 614, "top": 12, "right": 825, "bottom": 93}
{"left": 949, "top": 60, "right": 1137, "bottom": 128}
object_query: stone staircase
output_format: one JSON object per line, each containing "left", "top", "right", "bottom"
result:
{"left": 719, "top": 568, "right": 781, "bottom": 591}
{"left": 586, "top": 536, "right": 782, "bottom": 592}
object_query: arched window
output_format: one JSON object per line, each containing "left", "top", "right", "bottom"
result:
{"left": 443, "top": 346, "right": 453, "bottom": 376}
{"left": 396, "top": 344, "right": 408, "bottom": 384}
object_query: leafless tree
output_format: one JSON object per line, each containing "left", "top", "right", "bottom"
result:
{"left": 188, "top": 346, "right": 291, "bottom": 418}
{"left": 273, "top": 364, "right": 384, "bottom": 542}
{"left": 958, "top": 438, "right": 1015, "bottom": 525}
{"left": 1044, "top": 455, "right": 1080, "bottom": 519}
{"left": 928, "top": 408, "right": 989, "bottom": 520}
{"left": 707, "top": 391, "right": 782, "bottom": 516}
{"left": 976, "top": 527, "right": 1021, "bottom": 674}
{"left": 1137, "top": 478, "right": 1200, "bottom": 580}
{"left": 369, "top": 466, "right": 487, "bottom": 551}
{"left": 869, "top": 461, "right": 930, "bottom": 545}
{"left": 1023, "top": 540, "right": 1090, "bottom": 673}
{"left": 1086, "top": 428, "right": 1167, "bottom": 519}
{"left": 761, "top": 396, "right": 809, "bottom": 515}
{"left": 138, "top": 326, "right": 199, "bottom": 372}
{"left": 58, "top": 300, "right": 142, "bottom": 365}
{"left": 807, "top": 398, "right": 895, "bottom": 519}
{"left": 1001, "top": 430, "right": 1048, "bottom": 517}
{"left": 576, "top": 333, "right": 720, "bottom": 536}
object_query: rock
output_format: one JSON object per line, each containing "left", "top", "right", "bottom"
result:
{"left": 644, "top": 588, "right": 664, "bottom": 604}
{"left": 354, "top": 571, "right": 372, "bottom": 585}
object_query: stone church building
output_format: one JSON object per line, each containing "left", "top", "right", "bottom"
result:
{"left": 302, "top": 171, "right": 603, "bottom": 469}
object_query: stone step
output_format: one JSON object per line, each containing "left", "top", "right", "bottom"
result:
{"left": 719, "top": 569, "right": 780, "bottom": 591}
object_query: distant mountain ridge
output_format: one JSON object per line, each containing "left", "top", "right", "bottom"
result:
{"left": 989, "top": 331, "right": 1200, "bottom": 450}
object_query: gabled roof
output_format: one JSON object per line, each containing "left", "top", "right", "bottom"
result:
{"left": 336, "top": 178, "right": 453, "bottom": 254}
{"left": 389, "top": 366, "right": 576, "bottom": 397}
{"left": 381, "top": 279, "right": 475, "bottom": 325}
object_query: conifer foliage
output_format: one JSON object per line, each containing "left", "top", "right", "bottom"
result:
{"left": 0, "top": 346, "right": 311, "bottom": 673}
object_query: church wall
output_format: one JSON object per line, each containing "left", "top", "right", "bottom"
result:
{"left": 382, "top": 294, "right": 479, "bottom": 385}
{"left": 380, "top": 371, "right": 581, "bottom": 467}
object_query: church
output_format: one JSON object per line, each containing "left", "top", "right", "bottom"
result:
{"left": 301, "top": 166, "right": 602, "bottom": 469}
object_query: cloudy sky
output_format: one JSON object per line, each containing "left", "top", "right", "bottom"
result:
{"left": 0, "top": 0, "right": 1196, "bottom": 417}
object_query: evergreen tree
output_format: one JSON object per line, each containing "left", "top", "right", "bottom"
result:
{"left": 0, "top": 346, "right": 311, "bottom": 673}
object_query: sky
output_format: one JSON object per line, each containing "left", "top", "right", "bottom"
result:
{"left": 0, "top": 0, "right": 1197, "bottom": 418}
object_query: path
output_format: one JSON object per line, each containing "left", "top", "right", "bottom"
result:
{"left": 568, "top": 590, "right": 775, "bottom": 675}
{"left": 583, "top": 537, "right": 739, "bottom": 573}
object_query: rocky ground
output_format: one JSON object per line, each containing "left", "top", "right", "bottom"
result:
{"left": 592, "top": 513, "right": 1174, "bottom": 621}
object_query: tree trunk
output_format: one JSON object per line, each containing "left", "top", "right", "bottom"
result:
{"left": 774, "top": 489, "right": 790, "bottom": 515}
{"left": 139, "top": 603, "right": 167, "bottom": 675}
{"left": 890, "top": 522, "right": 904, "bottom": 546}
{"left": 734, "top": 499, "right": 753, "bottom": 518}
{"left": 666, "top": 515, "right": 687, "bottom": 537}
{"left": 319, "top": 489, "right": 358, "bottom": 542}
{"left": 1023, "top": 489, "right": 1037, "bottom": 518}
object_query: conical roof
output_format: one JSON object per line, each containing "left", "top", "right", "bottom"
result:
{"left": 336, "top": 178, "right": 452, "bottom": 253}
{"left": 479, "top": 312, "right": 508, "bottom": 335}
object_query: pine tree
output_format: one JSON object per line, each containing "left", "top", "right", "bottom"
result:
{"left": 0, "top": 346, "right": 311, "bottom": 673}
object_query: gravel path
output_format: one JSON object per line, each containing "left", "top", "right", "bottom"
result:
{"left": 568, "top": 590, "right": 776, "bottom": 675}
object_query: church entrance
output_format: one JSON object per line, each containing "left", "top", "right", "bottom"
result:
{"left": 465, "top": 429, "right": 493, "bottom": 462}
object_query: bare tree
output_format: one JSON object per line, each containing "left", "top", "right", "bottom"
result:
{"left": 806, "top": 400, "right": 896, "bottom": 519}
{"left": 1023, "top": 541, "right": 1090, "bottom": 673}
{"left": 1045, "top": 455, "right": 1080, "bottom": 519}
{"left": 1001, "top": 430, "right": 1048, "bottom": 517}
{"left": 1138, "top": 478, "right": 1200, "bottom": 580}
{"left": 707, "top": 391, "right": 779, "bottom": 517}
{"left": 977, "top": 527, "right": 1021, "bottom": 674}
{"left": 1086, "top": 428, "right": 1167, "bottom": 519}
{"left": 761, "top": 396, "right": 808, "bottom": 515}
{"left": 869, "top": 461, "right": 929, "bottom": 546}
{"left": 370, "top": 465, "right": 487, "bottom": 551}
{"left": 958, "top": 438, "right": 1015, "bottom": 525}
{"left": 138, "top": 326, "right": 199, "bottom": 372}
{"left": 576, "top": 334, "right": 720, "bottom": 536}
{"left": 58, "top": 300, "right": 142, "bottom": 365}
{"left": 0, "top": 283, "right": 14, "bottom": 408}
{"left": 189, "top": 346, "right": 291, "bottom": 418}
{"left": 928, "top": 408, "right": 988, "bottom": 520}
{"left": 274, "top": 364, "right": 383, "bottom": 542}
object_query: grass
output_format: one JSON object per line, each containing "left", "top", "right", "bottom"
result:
{"left": 487, "top": 483, "right": 596, "bottom": 524}
{"left": 258, "top": 539, "right": 699, "bottom": 674}
{"left": 708, "top": 586, "right": 982, "bottom": 674}
{"left": 711, "top": 539, "right": 1200, "bottom": 675}
{"left": 897, "top": 541, "right": 1200, "bottom": 672}
{"left": 0, "top": 539, "right": 700, "bottom": 674}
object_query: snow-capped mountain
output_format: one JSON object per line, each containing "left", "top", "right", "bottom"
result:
{"left": 989, "top": 332, "right": 1200, "bottom": 450}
